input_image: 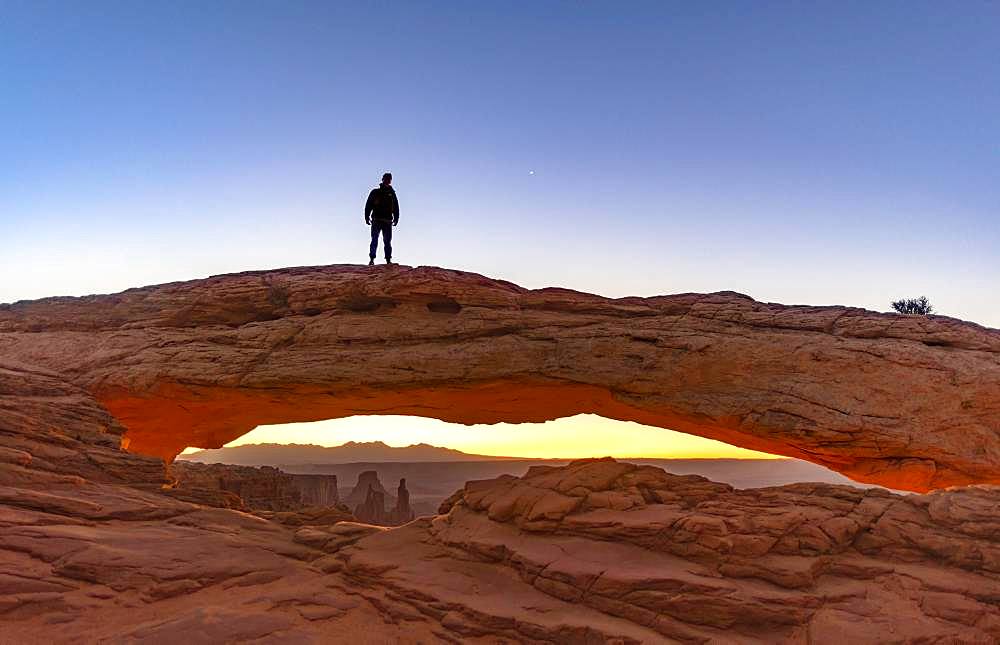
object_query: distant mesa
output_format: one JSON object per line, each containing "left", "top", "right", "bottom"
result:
{"left": 167, "top": 460, "right": 350, "bottom": 519}
{"left": 180, "top": 440, "right": 523, "bottom": 467}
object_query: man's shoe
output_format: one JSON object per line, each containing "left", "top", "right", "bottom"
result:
{"left": 368, "top": 258, "right": 375, "bottom": 266}
{"left": 385, "top": 258, "right": 393, "bottom": 265}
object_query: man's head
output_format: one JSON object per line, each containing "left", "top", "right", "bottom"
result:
{"left": 381, "top": 172, "right": 392, "bottom": 186}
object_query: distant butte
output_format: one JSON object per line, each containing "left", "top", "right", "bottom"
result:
{"left": 1, "top": 264, "right": 998, "bottom": 492}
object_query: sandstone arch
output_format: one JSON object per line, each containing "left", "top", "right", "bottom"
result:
{"left": 1, "top": 265, "right": 998, "bottom": 492}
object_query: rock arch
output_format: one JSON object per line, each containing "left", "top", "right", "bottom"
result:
{"left": 1, "top": 265, "right": 997, "bottom": 492}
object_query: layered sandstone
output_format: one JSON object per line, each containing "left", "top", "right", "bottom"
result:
{"left": 333, "top": 458, "right": 1000, "bottom": 643}
{"left": 2, "top": 359, "right": 999, "bottom": 642}
{"left": 292, "top": 473, "right": 340, "bottom": 507}
{"left": 168, "top": 461, "right": 341, "bottom": 512}
{"left": 0, "top": 359, "right": 166, "bottom": 489}
{"left": 1, "top": 265, "right": 997, "bottom": 491}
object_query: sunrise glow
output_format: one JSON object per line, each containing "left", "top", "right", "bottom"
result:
{"left": 218, "top": 414, "right": 781, "bottom": 460}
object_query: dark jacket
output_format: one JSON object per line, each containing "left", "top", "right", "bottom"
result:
{"left": 365, "top": 185, "right": 399, "bottom": 224}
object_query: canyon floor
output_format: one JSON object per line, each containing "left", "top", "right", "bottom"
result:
{"left": 179, "top": 453, "right": 879, "bottom": 519}
{"left": 2, "top": 265, "right": 999, "bottom": 643}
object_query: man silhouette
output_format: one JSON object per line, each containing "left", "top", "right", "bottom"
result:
{"left": 365, "top": 172, "right": 399, "bottom": 265}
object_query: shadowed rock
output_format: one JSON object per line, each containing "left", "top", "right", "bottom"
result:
{"left": 291, "top": 472, "right": 340, "bottom": 507}
{"left": 354, "top": 485, "right": 387, "bottom": 525}
{"left": 345, "top": 470, "right": 394, "bottom": 510}
{"left": 389, "top": 478, "right": 415, "bottom": 525}
{"left": 168, "top": 461, "right": 340, "bottom": 511}
{"left": 350, "top": 477, "right": 414, "bottom": 527}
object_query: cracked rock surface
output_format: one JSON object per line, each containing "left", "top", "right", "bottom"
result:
{"left": 2, "top": 264, "right": 998, "bottom": 490}
{"left": 338, "top": 458, "right": 1000, "bottom": 643}
{"left": 1, "top": 360, "right": 999, "bottom": 642}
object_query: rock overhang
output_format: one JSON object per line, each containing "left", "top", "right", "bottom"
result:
{"left": 1, "top": 263, "right": 998, "bottom": 492}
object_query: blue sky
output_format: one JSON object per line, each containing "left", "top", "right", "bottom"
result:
{"left": 3, "top": 1, "right": 998, "bottom": 327}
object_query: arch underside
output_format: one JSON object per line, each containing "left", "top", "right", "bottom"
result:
{"left": 101, "top": 375, "right": 966, "bottom": 494}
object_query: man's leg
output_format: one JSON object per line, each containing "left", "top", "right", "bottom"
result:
{"left": 382, "top": 222, "right": 393, "bottom": 262}
{"left": 369, "top": 222, "right": 380, "bottom": 260}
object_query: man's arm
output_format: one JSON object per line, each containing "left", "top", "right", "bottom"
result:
{"left": 364, "top": 190, "right": 374, "bottom": 225}
{"left": 392, "top": 193, "right": 399, "bottom": 226}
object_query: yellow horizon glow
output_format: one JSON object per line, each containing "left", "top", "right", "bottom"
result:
{"left": 204, "top": 414, "right": 783, "bottom": 460}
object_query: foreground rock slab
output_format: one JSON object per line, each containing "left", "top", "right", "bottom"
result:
{"left": 1, "top": 361, "right": 998, "bottom": 643}
{"left": 9, "top": 455, "right": 997, "bottom": 643}
{"left": 338, "top": 458, "right": 1000, "bottom": 643}
{"left": 2, "top": 264, "right": 999, "bottom": 490}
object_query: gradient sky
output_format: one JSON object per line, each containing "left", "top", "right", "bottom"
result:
{"left": 4, "top": 2, "right": 998, "bottom": 457}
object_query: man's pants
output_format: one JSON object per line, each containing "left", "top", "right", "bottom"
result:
{"left": 369, "top": 220, "right": 392, "bottom": 260}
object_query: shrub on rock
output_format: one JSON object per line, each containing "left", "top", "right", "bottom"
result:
{"left": 891, "top": 296, "right": 933, "bottom": 315}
